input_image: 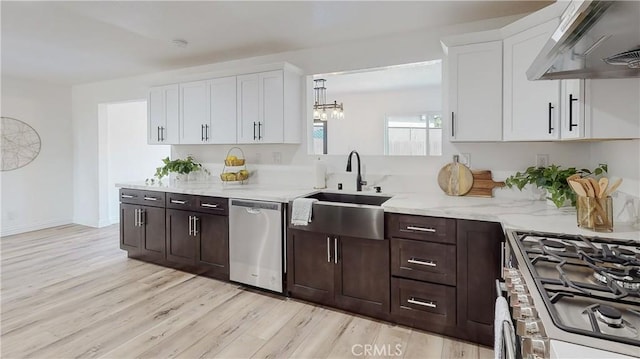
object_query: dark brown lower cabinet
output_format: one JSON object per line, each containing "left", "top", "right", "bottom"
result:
{"left": 120, "top": 203, "right": 165, "bottom": 262}
{"left": 391, "top": 277, "right": 456, "bottom": 328}
{"left": 166, "top": 209, "right": 229, "bottom": 279}
{"left": 456, "top": 219, "right": 503, "bottom": 346}
{"left": 287, "top": 229, "right": 390, "bottom": 320}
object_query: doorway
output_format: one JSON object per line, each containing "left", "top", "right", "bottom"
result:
{"left": 100, "top": 100, "right": 169, "bottom": 225}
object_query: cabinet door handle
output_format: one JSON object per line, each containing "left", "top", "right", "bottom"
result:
{"left": 334, "top": 237, "right": 338, "bottom": 264}
{"left": 408, "top": 298, "right": 436, "bottom": 308}
{"left": 201, "top": 124, "right": 205, "bottom": 141}
{"left": 253, "top": 122, "right": 257, "bottom": 140}
{"left": 188, "top": 215, "right": 193, "bottom": 236}
{"left": 139, "top": 209, "right": 145, "bottom": 226}
{"left": 170, "top": 199, "right": 186, "bottom": 204}
{"left": 192, "top": 216, "right": 199, "bottom": 236}
{"left": 161, "top": 126, "right": 165, "bottom": 141}
{"left": 258, "top": 122, "right": 263, "bottom": 140}
{"left": 134, "top": 209, "right": 139, "bottom": 226}
{"left": 327, "top": 236, "right": 331, "bottom": 263}
{"left": 121, "top": 194, "right": 134, "bottom": 199}
{"left": 548, "top": 102, "right": 554, "bottom": 134}
{"left": 157, "top": 126, "right": 161, "bottom": 142}
{"left": 451, "top": 112, "right": 455, "bottom": 137}
{"left": 204, "top": 124, "right": 209, "bottom": 141}
{"left": 408, "top": 258, "right": 436, "bottom": 267}
{"left": 143, "top": 196, "right": 158, "bottom": 201}
{"left": 200, "top": 203, "right": 218, "bottom": 208}
{"left": 569, "top": 94, "right": 578, "bottom": 131}
{"left": 406, "top": 226, "right": 436, "bottom": 233}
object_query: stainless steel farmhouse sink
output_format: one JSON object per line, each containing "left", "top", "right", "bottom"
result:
{"left": 288, "top": 192, "right": 392, "bottom": 240}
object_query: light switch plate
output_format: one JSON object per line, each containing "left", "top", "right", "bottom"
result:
{"left": 536, "top": 154, "right": 549, "bottom": 167}
{"left": 459, "top": 153, "right": 471, "bottom": 168}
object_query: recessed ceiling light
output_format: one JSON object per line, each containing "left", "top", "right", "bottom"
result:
{"left": 172, "top": 39, "right": 188, "bottom": 48}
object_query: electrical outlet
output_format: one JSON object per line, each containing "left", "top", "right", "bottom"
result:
{"left": 536, "top": 154, "right": 549, "bottom": 168}
{"left": 459, "top": 153, "right": 471, "bottom": 168}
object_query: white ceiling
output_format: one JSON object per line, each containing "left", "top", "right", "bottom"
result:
{"left": 1, "top": 1, "right": 551, "bottom": 85}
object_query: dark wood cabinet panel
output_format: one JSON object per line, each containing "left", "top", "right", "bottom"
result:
{"left": 457, "top": 219, "right": 504, "bottom": 346}
{"left": 196, "top": 196, "right": 229, "bottom": 215}
{"left": 287, "top": 230, "right": 334, "bottom": 305}
{"left": 335, "top": 236, "right": 390, "bottom": 319}
{"left": 391, "top": 238, "right": 456, "bottom": 285}
{"left": 119, "top": 189, "right": 165, "bottom": 207}
{"left": 391, "top": 277, "right": 456, "bottom": 328}
{"left": 386, "top": 213, "right": 456, "bottom": 244}
{"left": 120, "top": 203, "right": 141, "bottom": 253}
{"left": 140, "top": 205, "right": 165, "bottom": 261}
{"left": 166, "top": 209, "right": 196, "bottom": 265}
{"left": 197, "top": 212, "right": 229, "bottom": 276}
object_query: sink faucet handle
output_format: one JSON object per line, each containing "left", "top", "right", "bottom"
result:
{"left": 360, "top": 180, "right": 368, "bottom": 186}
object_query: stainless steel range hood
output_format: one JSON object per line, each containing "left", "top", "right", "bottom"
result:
{"left": 527, "top": 0, "right": 640, "bottom": 80}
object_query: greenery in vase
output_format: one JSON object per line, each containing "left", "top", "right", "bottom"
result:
{"left": 504, "top": 164, "right": 607, "bottom": 208}
{"left": 152, "top": 156, "right": 209, "bottom": 181}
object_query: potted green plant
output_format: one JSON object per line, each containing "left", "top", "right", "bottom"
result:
{"left": 505, "top": 164, "right": 607, "bottom": 208}
{"left": 150, "top": 156, "right": 209, "bottom": 183}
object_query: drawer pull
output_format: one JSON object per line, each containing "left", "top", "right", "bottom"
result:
{"left": 143, "top": 196, "right": 158, "bottom": 201}
{"left": 121, "top": 194, "right": 135, "bottom": 199}
{"left": 408, "top": 258, "right": 436, "bottom": 267}
{"left": 170, "top": 199, "right": 186, "bottom": 204}
{"left": 406, "top": 226, "right": 436, "bottom": 233}
{"left": 201, "top": 203, "right": 218, "bottom": 208}
{"left": 408, "top": 298, "right": 436, "bottom": 308}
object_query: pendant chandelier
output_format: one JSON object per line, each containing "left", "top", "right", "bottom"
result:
{"left": 313, "top": 79, "right": 344, "bottom": 121}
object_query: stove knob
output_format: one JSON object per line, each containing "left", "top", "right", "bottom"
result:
{"left": 510, "top": 293, "right": 533, "bottom": 307}
{"left": 514, "top": 305, "right": 538, "bottom": 319}
{"left": 517, "top": 318, "right": 545, "bottom": 337}
{"left": 509, "top": 284, "right": 527, "bottom": 294}
{"left": 503, "top": 268, "right": 520, "bottom": 278}
{"left": 506, "top": 276, "right": 523, "bottom": 288}
{"left": 521, "top": 335, "right": 549, "bottom": 359}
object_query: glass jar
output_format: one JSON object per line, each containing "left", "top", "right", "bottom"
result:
{"left": 576, "top": 195, "right": 613, "bottom": 232}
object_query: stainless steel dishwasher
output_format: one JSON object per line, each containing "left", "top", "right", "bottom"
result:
{"left": 229, "top": 198, "right": 284, "bottom": 293}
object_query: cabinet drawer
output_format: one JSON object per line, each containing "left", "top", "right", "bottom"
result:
{"left": 166, "top": 192, "right": 197, "bottom": 210}
{"left": 196, "top": 196, "right": 228, "bottom": 216}
{"left": 386, "top": 214, "right": 456, "bottom": 244}
{"left": 391, "top": 239, "right": 456, "bottom": 285}
{"left": 119, "top": 189, "right": 165, "bottom": 208}
{"left": 391, "top": 277, "right": 456, "bottom": 327}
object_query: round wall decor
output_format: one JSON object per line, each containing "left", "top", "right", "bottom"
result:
{"left": 1, "top": 117, "right": 42, "bottom": 171}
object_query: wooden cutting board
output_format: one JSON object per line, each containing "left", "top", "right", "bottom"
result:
{"left": 467, "top": 170, "right": 505, "bottom": 197}
{"left": 437, "top": 156, "right": 473, "bottom": 196}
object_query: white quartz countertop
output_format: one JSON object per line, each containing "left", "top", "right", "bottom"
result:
{"left": 116, "top": 182, "right": 640, "bottom": 241}
{"left": 382, "top": 192, "right": 640, "bottom": 241}
{"left": 116, "top": 181, "right": 318, "bottom": 203}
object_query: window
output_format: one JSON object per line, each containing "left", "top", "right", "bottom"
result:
{"left": 385, "top": 112, "right": 442, "bottom": 156}
{"left": 313, "top": 120, "right": 327, "bottom": 155}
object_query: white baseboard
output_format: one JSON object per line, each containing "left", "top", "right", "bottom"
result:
{"left": 1, "top": 219, "right": 73, "bottom": 237}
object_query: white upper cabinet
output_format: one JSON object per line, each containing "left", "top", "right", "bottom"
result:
{"left": 447, "top": 41, "right": 503, "bottom": 142}
{"left": 237, "top": 73, "right": 261, "bottom": 143}
{"left": 209, "top": 76, "right": 237, "bottom": 144}
{"left": 180, "top": 80, "right": 211, "bottom": 144}
{"left": 585, "top": 78, "right": 640, "bottom": 139}
{"left": 237, "top": 69, "right": 300, "bottom": 144}
{"left": 148, "top": 84, "right": 179, "bottom": 145}
{"left": 560, "top": 79, "right": 585, "bottom": 139}
{"left": 503, "top": 19, "right": 561, "bottom": 141}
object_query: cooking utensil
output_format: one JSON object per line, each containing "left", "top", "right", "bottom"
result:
{"left": 577, "top": 178, "right": 595, "bottom": 197}
{"left": 568, "top": 180, "right": 588, "bottom": 197}
{"left": 466, "top": 170, "right": 505, "bottom": 197}
{"left": 588, "top": 178, "right": 600, "bottom": 198}
{"left": 437, "top": 155, "right": 474, "bottom": 196}
{"left": 602, "top": 178, "right": 622, "bottom": 197}
{"left": 598, "top": 177, "right": 609, "bottom": 198}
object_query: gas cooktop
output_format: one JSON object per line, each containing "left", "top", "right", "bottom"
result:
{"left": 511, "top": 230, "right": 640, "bottom": 347}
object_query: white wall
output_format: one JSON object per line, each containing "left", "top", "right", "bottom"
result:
{"left": 327, "top": 87, "right": 441, "bottom": 155}
{"left": 1, "top": 77, "right": 73, "bottom": 236}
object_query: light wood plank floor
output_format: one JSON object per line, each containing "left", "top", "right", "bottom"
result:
{"left": 1, "top": 224, "right": 493, "bottom": 359}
